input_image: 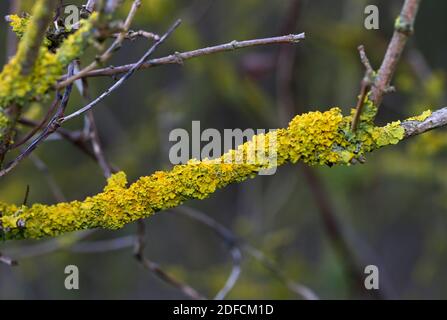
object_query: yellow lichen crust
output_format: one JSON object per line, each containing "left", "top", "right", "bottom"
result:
{"left": 406, "top": 109, "right": 432, "bottom": 122}
{"left": 8, "top": 14, "right": 31, "bottom": 39}
{"left": 0, "top": 108, "right": 409, "bottom": 240}
{"left": 0, "top": 13, "right": 97, "bottom": 109}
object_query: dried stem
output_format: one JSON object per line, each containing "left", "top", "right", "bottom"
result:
{"left": 58, "top": 33, "right": 306, "bottom": 82}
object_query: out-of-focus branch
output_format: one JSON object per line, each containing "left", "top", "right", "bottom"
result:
{"left": 0, "top": 252, "right": 18, "bottom": 266}
{"left": 172, "top": 206, "right": 318, "bottom": 300}
{"left": 30, "top": 154, "right": 66, "bottom": 202}
{"left": 173, "top": 206, "right": 242, "bottom": 300}
{"left": 85, "top": 0, "right": 97, "bottom": 12}
{"left": 134, "top": 219, "right": 206, "bottom": 300}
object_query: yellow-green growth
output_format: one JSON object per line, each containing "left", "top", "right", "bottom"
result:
{"left": 0, "top": 108, "right": 410, "bottom": 241}
{"left": 0, "top": 13, "right": 97, "bottom": 109}
{"left": 8, "top": 14, "right": 31, "bottom": 40}
{"left": 406, "top": 109, "right": 432, "bottom": 122}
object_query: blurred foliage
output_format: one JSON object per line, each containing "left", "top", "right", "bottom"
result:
{"left": 0, "top": 0, "right": 447, "bottom": 299}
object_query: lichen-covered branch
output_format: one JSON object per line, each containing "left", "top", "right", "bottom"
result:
{"left": 15, "top": 0, "right": 58, "bottom": 76}
{"left": 0, "top": 0, "right": 58, "bottom": 163}
{"left": 0, "top": 106, "right": 437, "bottom": 241}
{"left": 0, "top": 7, "right": 98, "bottom": 163}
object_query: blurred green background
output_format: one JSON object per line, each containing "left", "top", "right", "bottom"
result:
{"left": 0, "top": 0, "right": 447, "bottom": 299}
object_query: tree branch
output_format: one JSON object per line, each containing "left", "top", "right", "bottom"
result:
{"left": 369, "top": 0, "right": 422, "bottom": 108}
{"left": 15, "top": 0, "right": 58, "bottom": 75}
{"left": 57, "top": 33, "right": 306, "bottom": 83}
{"left": 59, "top": 19, "right": 182, "bottom": 122}
{"left": 0, "top": 105, "right": 444, "bottom": 241}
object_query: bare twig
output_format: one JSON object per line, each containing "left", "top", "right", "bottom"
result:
{"left": 12, "top": 93, "right": 62, "bottom": 149}
{"left": 60, "top": 19, "right": 182, "bottom": 122}
{"left": 71, "top": 235, "right": 135, "bottom": 252}
{"left": 17, "top": 117, "right": 105, "bottom": 164}
{"left": 134, "top": 219, "right": 205, "bottom": 300}
{"left": 115, "top": 29, "right": 160, "bottom": 41}
{"left": 369, "top": 0, "right": 422, "bottom": 109}
{"left": 85, "top": 0, "right": 97, "bottom": 12}
{"left": 215, "top": 247, "right": 242, "bottom": 300}
{"left": 173, "top": 206, "right": 242, "bottom": 300}
{"left": 351, "top": 45, "right": 374, "bottom": 131}
{"left": 0, "top": 253, "right": 18, "bottom": 266}
{"left": 76, "top": 65, "right": 114, "bottom": 178}
{"left": 59, "top": 33, "right": 306, "bottom": 81}
{"left": 301, "top": 167, "right": 386, "bottom": 299}
{"left": 0, "top": 63, "right": 75, "bottom": 178}
{"left": 242, "top": 244, "right": 318, "bottom": 300}
{"left": 57, "top": 0, "right": 143, "bottom": 88}
{"left": 172, "top": 206, "right": 318, "bottom": 300}
{"left": 30, "top": 154, "right": 66, "bottom": 202}
{"left": 402, "top": 106, "right": 447, "bottom": 137}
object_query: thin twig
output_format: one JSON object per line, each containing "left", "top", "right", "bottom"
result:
{"left": 12, "top": 93, "right": 62, "bottom": 149}
{"left": 63, "top": 0, "right": 142, "bottom": 84}
{"left": 173, "top": 206, "right": 242, "bottom": 300}
{"left": 30, "top": 154, "right": 66, "bottom": 202}
{"left": 0, "top": 63, "right": 75, "bottom": 178}
{"left": 71, "top": 235, "right": 135, "bottom": 252}
{"left": 85, "top": 0, "right": 97, "bottom": 12}
{"left": 402, "top": 106, "right": 447, "bottom": 137}
{"left": 60, "top": 19, "right": 182, "bottom": 123}
{"left": 301, "top": 166, "right": 387, "bottom": 299}
{"left": 172, "top": 206, "right": 318, "bottom": 300}
{"left": 57, "top": 0, "right": 143, "bottom": 88}
{"left": 134, "top": 219, "right": 205, "bottom": 300}
{"left": 0, "top": 253, "right": 18, "bottom": 266}
{"left": 17, "top": 117, "right": 105, "bottom": 164}
{"left": 76, "top": 64, "right": 114, "bottom": 178}
{"left": 59, "top": 32, "right": 306, "bottom": 82}
{"left": 351, "top": 45, "right": 374, "bottom": 131}
{"left": 115, "top": 29, "right": 160, "bottom": 41}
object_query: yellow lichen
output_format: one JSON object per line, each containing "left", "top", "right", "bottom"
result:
{"left": 8, "top": 14, "right": 30, "bottom": 39}
{"left": 0, "top": 108, "right": 409, "bottom": 241}
{"left": 406, "top": 109, "right": 432, "bottom": 122}
{"left": 0, "top": 13, "right": 97, "bottom": 109}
